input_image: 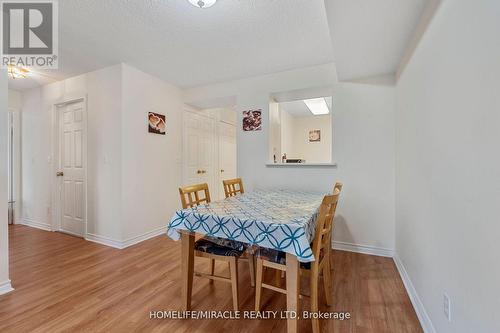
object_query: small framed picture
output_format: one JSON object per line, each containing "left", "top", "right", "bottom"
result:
{"left": 308, "top": 129, "right": 321, "bottom": 142}
{"left": 148, "top": 112, "right": 166, "bottom": 135}
{"left": 242, "top": 109, "right": 262, "bottom": 131}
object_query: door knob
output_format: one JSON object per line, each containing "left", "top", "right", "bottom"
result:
{"left": 220, "top": 169, "right": 225, "bottom": 173}
{"left": 201, "top": 170, "right": 206, "bottom": 174}
{"left": 197, "top": 170, "right": 202, "bottom": 174}
{"left": 56, "top": 171, "right": 64, "bottom": 177}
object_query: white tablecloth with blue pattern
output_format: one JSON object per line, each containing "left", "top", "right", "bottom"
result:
{"left": 167, "top": 189, "right": 325, "bottom": 262}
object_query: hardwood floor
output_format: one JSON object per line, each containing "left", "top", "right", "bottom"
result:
{"left": 0, "top": 225, "right": 422, "bottom": 333}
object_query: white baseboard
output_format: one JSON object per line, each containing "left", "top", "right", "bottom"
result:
{"left": 333, "top": 240, "right": 394, "bottom": 258}
{"left": 394, "top": 255, "right": 436, "bottom": 333}
{"left": 0, "top": 280, "right": 14, "bottom": 296}
{"left": 19, "top": 218, "right": 52, "bottom": 231}
{"left": 85, "top": 226, "right": 165, "bottom": 249}
{"left": 121, "top": 226, "right": 165, "bottom": 248}
{"left": 85, "top": 233, "right": 123, "bottom": 249}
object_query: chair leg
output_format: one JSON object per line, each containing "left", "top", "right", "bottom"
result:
{"left": 209, "top": 259, "right": 215, "bottom": 284}
{"left": 248, "top": 254, "right": 256, "bottom": 287}
{"left": 255, "top": 258, "right": 264, "bottom": 311}
{"left": 229, "top": 257, "right": 239, "bottom": 311}
{"left": 181, "top": 233, "right": 195, "bottom": 311}
{"left": 310, "top": 267, "right": 320, "bottom": 333}
{"left": 323, "top": 259, "right": 332, "bottom": 307}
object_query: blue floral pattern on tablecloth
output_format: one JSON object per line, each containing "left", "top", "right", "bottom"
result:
{"left": 167, "top": 189, "right": 325, "bottom": 262}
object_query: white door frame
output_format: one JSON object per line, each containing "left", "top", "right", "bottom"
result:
{"left": 216, "top": 120, "right": 237, "bottom": 199}
{"left": 7, "top": 108, "right": 21, "bottom": 224}
{"left": 51, "top": 96, "right": 88, "bottom": 237}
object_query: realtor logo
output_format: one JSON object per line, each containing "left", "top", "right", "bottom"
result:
{"left": 1, "top": 0, "right": 58, "bottom": 68}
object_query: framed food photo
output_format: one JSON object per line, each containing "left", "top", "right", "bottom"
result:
{"left": 242, "top": 109, "right": 262, "bottom": 131}
{"left": 308, "top": 129, "right": 321, "bottom": 142}
{"left": 148, "top": 112, "right": 166, "bottom": 135}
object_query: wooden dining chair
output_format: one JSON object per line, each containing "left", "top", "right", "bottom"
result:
{"left": 333, "top": 181, "right": 343, "bottom": 194}
{"left": 222, "top": 178, "right": 245, "bottom": 198}
{"left": 326, "top": 182, "right": 343, "bottom": 264}
{"left": 254, "top": 188, "right": 341, "bottom": 333}
{"left": 178, "top": 183, "right": 254, "bottom": 311}
{"left": 179, "top": 183, "right": 211, "bottom": 209}
{"left": 221, "top": 177, "right": 256, "bottom": 287}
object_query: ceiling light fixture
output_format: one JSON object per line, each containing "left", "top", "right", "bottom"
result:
{"left": 303, "top": 98, "right": 330, "bottom": 115}
{"left": 188, "top": 0, "right": 217, "bottom": 8}
{"left": 7, "top": 64, "right": 30, "bottom": 79}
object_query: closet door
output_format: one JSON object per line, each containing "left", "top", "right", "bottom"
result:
{"left": 183, "top": 112, "right": 215, "bottom": 192}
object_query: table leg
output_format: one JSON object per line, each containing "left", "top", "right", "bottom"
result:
{"left": 286, "top": 253, "right": 300, "bottom": 333}
{"left": 181, "top": 232, "right": 195, "bottom": 311}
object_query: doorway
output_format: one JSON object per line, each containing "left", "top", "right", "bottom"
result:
{"left": 7, "top": 109, "right": 20, "bottom": 225}
{"left": 183, "top": 107, "right": 237, "bottom": 200}
{"left": 53, "top": 99, "right": 87, "bottom": 237}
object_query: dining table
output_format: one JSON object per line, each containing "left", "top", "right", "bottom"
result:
{"left": 167, "top": 189, "right": 326, "bottom": 333}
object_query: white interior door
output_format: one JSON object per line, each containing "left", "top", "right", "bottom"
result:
{"left": 183, "top": 112, "right": 215, "bottom": 193}
{"left": 57, "top": 101, "right": 86, "bottom": 237}
{"left": 218, "top": 122, "right": 237, "bottom": 199}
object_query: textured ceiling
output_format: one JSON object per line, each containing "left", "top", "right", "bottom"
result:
{"left": 9, "top": 0, "right": 435, "bottom": 91}
{"left": 325, "top": 0, "right": 429, "bottom": 81}
{"left": 10, "top": 0, "right": 334, "bottom": 90}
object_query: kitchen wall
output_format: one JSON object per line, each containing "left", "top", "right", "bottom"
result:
{"left": 395, "top": 1, "right": 500, "bottom": 332}
{"left": 280, "top": 105, "right": 295, "bottom": 160}
{"left": 0, "top": 70, "right": 13, "bottom": 295}
{"left": 185, "top": 63, "right": 396, "bottom": 253}
{"left": 280, "top": 113, "right": 332, "bottom": 163}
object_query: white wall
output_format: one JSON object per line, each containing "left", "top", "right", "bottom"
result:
{"left": 218, "top": 107, "right": 236, "bottom": 125}
{"left": 19, "top": 64, "right": 185, "bottom": 245}
{"left": 185, "top": 64, "right": 396, "bottom": 252}
{"left": 21, "top": 65, "right": 123, "bottom": 240}
{"left": 8, "top": 89, "right": 22, "bottom": 109}
{"left": 0, "top": 70, "right": 13, "bottom": 294}
{"left": 121, "top": 64, "right": 183, "bottom": 240}
{"left": 396, "top": 1, "right": 500, "bottom": 332}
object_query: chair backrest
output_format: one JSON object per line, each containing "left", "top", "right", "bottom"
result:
{"left": 223, "top": 178, "right": 245, "bottom": 198}
{"left": 179, "top": 183, "right": 211, "bottom": 209}
{"left": 331, "top": 182, "right": 343, "bottom": 214}
{"left": 311, "top": 188, "right": 341, "bottom": 266}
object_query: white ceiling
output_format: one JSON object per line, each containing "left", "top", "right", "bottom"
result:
{"left": 8, "top": 0, "right": 434, "bottom": 91}
{"left": 8, "top": 68, "right": 62, "bottom": 90}
{"left": 10, "top": 0, "right": 334, "bottom": 90}
{"left": 324, "top": 0, "right": 429, "bottom": 81}
{"left": 280, "top": 97, "right": 332, "bottom": 117}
